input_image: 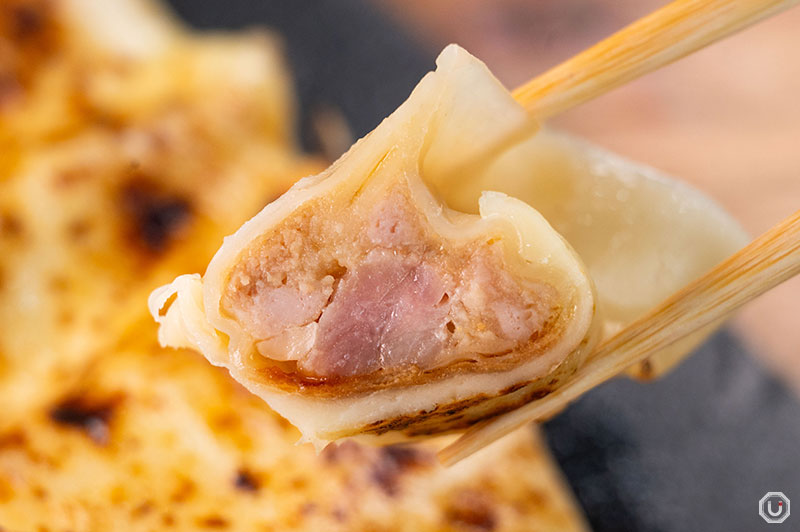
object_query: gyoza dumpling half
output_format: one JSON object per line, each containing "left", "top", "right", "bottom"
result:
{"left": 150, "top": 45, "right": 598, "bottom": 445}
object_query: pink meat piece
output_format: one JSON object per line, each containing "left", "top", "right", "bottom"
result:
{"left": 233, "top": 281, "right": 332, "bottom": 340}
{"left": 302, "top": 250, "right": 450, "bottom": 377}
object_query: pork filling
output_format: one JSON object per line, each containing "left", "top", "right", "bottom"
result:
{"left": 222, "top": 188, "right": 555, "bottom": 380}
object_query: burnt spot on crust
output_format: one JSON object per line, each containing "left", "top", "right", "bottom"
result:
{"left": 31, "top": 485, "right": 48, "bottom": 501}
{"left": 0, "top": 0, "right": 61, "bottom": 97}
{"left": 233, "top": 469, "right": 260, "bottom": 493}
{"left": 170, "top": 476, "right": 197, "bottom": 504}
{"left": 289, "top": 476, "right": 308, "bottom": 490}
{"left": 9, "top": 2, "right": 44, "bottom": 40}
{"left": 119, "top": 178, "right": 192, "bottom": 254}
{"left": 321, "top": 440, "right": 436, "bottom": 497}
{"left": 445, "top": 489, "right": 498, "bottom": 532}
{"left": 0, "top": 429, "right": 44, "bottom": 463}
{"left": 131, "top": 500, "right": 154, "bottom": 518}
{"left": 2, "top": 0, "right": 53, "bottom": 48}
{"left": 196, "top": 515, "right": 229, "bottom": 529}
{"left": 66, "top": 218, "right": 92, "bottom": 242}
{"left": 0, "top": 212, "right": 24, "bottom": 239}
{"left": 0, "top": 430, "right": 26, "bottom": 449}
{"left": 370, "top": 445, "right": 436, "bottom": 496}
{"left": 48, "top": 394, "right": 121, "bottom": 445}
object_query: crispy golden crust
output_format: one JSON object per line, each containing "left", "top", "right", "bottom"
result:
{"left": 0, "top": 0, "right": 320, "bottom": 415}
{"left": 0, "top": 0, "right": 63, "bottom": 99}
{"left": 0, "top": 339, "right": 587, "bottom": 532}
{"left": 0, "top": 0, "right": 294, "bottom": 177}
{"left": 0, "top": 119, "right": 316, "bottom": 415}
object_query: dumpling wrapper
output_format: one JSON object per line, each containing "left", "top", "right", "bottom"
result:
{"left": 441, "top": 130, "right": 748, "bottom": 378}
{"left": 151, "top": 45, "right": 599, "bottom": 445}
{"left": 151, "top": 45, "right": 748, "bottom": 445}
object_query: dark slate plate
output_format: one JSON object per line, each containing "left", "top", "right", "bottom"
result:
{"left": 165, "top": 1, "right": 800, "bottom": 530}
{"left": 545, "top": 330, "right": 800, "bottom": 532}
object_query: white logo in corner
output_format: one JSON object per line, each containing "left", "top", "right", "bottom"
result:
{"left": 760, "top": 492, "right": 790, "bottom": 524}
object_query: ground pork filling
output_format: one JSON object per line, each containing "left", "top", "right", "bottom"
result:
{"left": 222, "top": 188, "right": 556, "bottom": 381}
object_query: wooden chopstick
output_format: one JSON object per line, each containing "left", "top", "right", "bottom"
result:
{"left": 513, "top": 0, "right": 800, "bottom": 118}
{"left": 440, "top": 209, "right": 800, "bottom": 465}
{"left": 436, "top": 0, "right": 800, "bottom": 467}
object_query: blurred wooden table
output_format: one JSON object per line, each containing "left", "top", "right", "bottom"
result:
{"left": 376, "top": 0, "right": 800, "bottom": 391}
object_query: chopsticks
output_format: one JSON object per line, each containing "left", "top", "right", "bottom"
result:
{"left": 513, "top": 0, "right": 800, "bottom": 119}
{"left": 440, "top": 209, "right": 800, "bottom": 465}
{"left": 439, "top": 0, "right": 800, "bottom": 465}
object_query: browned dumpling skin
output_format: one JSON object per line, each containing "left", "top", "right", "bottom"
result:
{"left": 151, "top": 46, "right": 598, "bottom": 445}
{"left": 151, "top": 44, "right": 748, "bottom": 445}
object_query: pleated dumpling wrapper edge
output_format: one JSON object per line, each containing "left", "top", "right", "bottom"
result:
{"left": 150, "top": 45, "right": 599, "bottom": 445}
{"left": 458, "top": 130, "right": 749, "bottom": 379}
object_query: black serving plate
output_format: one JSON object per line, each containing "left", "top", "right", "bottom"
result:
{"left": 165, "top": 2, "right": 800, "bottom": 530}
